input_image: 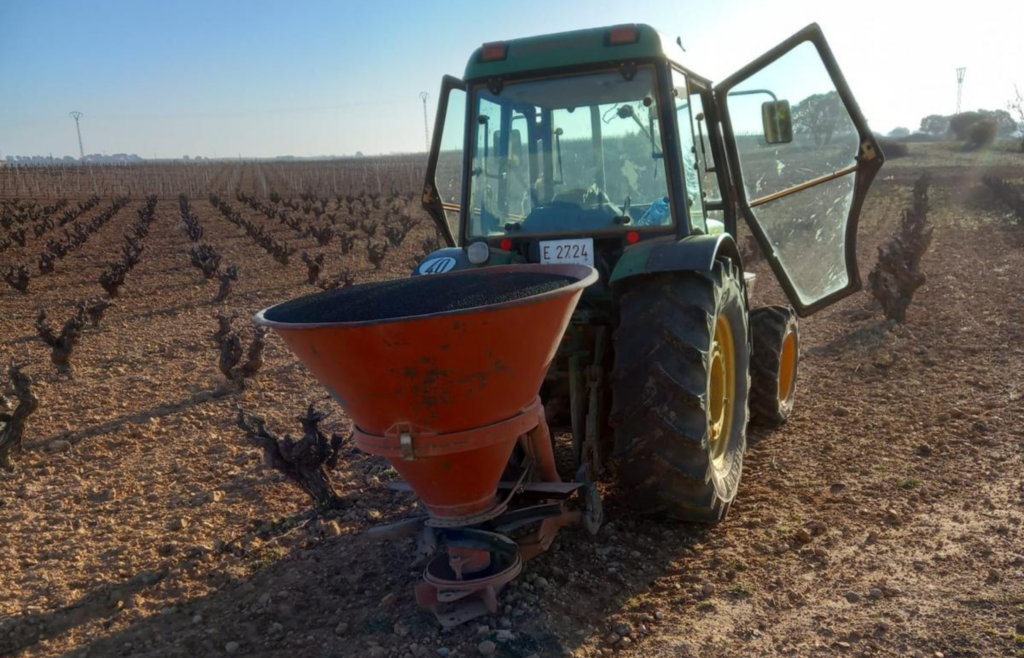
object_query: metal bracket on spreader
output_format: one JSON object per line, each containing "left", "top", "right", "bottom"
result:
{"left": 415, "top": 528, "right": 523, "bottom": 628}
{"left": 386, "top": 480, "right": 582, "bottom": 498}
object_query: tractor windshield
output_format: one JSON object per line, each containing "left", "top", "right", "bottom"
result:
{"left": 467, "top": 66, "right": 673, "bottom": 239}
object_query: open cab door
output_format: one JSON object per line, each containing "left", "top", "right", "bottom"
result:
{"left": 715, "top": 24, "right": 884, "bottom": 316}
{"left": 422, "top": 75, "right": 467, "bottom": 247}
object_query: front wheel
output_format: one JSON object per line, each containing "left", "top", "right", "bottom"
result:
{"left": 610, "top": 260, "right": 751, "bottom": 522}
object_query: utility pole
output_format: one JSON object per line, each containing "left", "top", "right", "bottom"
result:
{"left": 70, "top": 111, "right": 96, "bottom": 194}
{"left": 69, "top": 111, "right": 85, "bottom": 160}
{"left": 419, "top": 92, "right": 431, "bottom": 152}
{"left": 955, "top": 68, "right": 966, "bottom": 115}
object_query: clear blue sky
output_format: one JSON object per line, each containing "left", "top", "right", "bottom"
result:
{"left": 1, "top": 0, "right": 1021, "bottom": 158}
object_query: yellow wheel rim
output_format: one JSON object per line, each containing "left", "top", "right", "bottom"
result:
{"left": 778, "top": 331, "right": 797, "bottom": 407}
{"left": 708, "top": 314, "right": 736, "bottom": 470}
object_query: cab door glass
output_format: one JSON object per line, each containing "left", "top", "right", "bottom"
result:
{"left": 671, "top": 69, "right": 705, "bottom": 233}
{"left": 723, "top": 40, "right": 861, "bottom": 305}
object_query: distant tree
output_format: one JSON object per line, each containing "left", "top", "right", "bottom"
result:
{"left": 875, "top": 137, "right": 909, "bottom": 158}
{"left": 949, "top": 110, "right": 1015, "bottom": 142}
{"left": 792, "top": 91, "right": 847, "bottom": 146}
{"left": 965, "top": 119, "right": 998, "bottom": 150}
{"left": 949, "top": 112, "right": 984, "bottom": 140}
{"left": 988, "top": 109, "right": 1017, "bottom": 137}
{"left": 971, "top": 110, "right": 1014, "bottom": 137}
{"left": 888, "top": 127, "right": 911, "bottom": 137}
{"left": 919, "top": 114, "right": 950, "bottom": 136}
{"left": 1009, "top": 85, "right": 1024, "bottom": 152}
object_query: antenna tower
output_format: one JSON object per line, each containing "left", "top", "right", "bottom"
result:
{"left": 69, "top": 111, "right": 85, "bottom": 160}
{"left": 956, "top": 68, "right": 966, "bottom": 114}
{"left": 419, "top": 92, "right": 431, "bottom": 152}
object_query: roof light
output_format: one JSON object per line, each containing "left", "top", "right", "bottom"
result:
{"left": 609, "top": 25, "right": 640, "bottom": 46}
{"left": 481, "top": 41, "right": 508, "bottom": 62}
{"left": 626, "top": 231, "right": 640, "bottom": 244}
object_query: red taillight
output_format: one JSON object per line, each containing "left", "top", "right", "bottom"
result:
{"left": 481, "top": 41, "right": 508, "bottom": 62}
{"left": 500, "top": 237, "right": 513, "bottom": 251}
{"left": 609, "top": 25, "right": 640, "bottom": 46}
{"left": 626, "top": 231, "right": 640, "bottom": 244}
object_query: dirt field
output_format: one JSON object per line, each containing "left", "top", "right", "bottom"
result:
{"left": 1, "top": 144, "right": 1023, "bottom": 658}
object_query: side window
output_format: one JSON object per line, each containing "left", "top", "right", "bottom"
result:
{"left": 671, "top": 70, "right": 705, "bottom": 233}
{"left": 430, "top": 82, "right": 466, "bottom": 243}
{"left": 687, "top": 91, "right": 725, "bottom": 227}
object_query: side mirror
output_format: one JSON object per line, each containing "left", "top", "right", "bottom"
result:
{"left": 762, "top": 100, "right": 793, "bottom": 144}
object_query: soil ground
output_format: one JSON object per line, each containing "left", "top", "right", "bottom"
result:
{"left": 1, "top": 144, "right": 1023, "bottom": 658}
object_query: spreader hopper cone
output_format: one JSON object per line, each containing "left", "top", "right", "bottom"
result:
{"left": 255, "top": 264, "right": 597, "bottom": 521}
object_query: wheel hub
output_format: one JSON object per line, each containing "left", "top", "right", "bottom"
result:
{"left": 778, "top": 331, "right": 797, "bottom": 407}
{"left": 708, "top": 315, "right": 736, "bottom": 469}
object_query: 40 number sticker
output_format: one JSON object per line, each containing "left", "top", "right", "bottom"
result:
{"left": 419, "top": 257, "right": 457, "bottom": 275}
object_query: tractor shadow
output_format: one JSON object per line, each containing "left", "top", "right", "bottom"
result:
{"left": 19, "top": 455, "right": 729, "bottom": 658}
{"left": 29, "top": 504, "right": 719, "bottom": 658}
{"left": 804, "top": 318, "right": 893, "bottom": 359}
{"left": 747, "top": 423, "right": 784, "bottom": 448}
{"left": 14, "top": 414, "right": 750, "bottom": 658}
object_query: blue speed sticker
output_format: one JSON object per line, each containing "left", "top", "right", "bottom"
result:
{"left": 419, "top": 257, "right": 457, "bottom": 275}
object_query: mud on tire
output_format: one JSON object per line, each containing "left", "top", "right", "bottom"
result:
{"left": 610, "top": 259, "right": 750, "bottom": 523}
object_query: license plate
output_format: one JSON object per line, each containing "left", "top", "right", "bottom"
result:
{"left": 539, "top": 238, "right": 594, "bottom": 267}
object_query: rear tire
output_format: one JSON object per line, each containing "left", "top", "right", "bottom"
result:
{"left": 749, "top": 306, "right": 799, "bottom": 427}
{"left": 610, "top": 260, "right": 750, "bottom": 523}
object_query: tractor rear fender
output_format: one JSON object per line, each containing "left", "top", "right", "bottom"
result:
{"left": 609, "top": 234, "right": 743, "bottom": 286}
{"left": 412, "top": 247, "right": 516, "bottom": 276}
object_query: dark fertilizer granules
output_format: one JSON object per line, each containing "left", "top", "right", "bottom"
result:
{"left": 263, "top": 272, "right": 575, "bottom": 324}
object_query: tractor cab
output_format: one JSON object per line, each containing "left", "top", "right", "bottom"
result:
{"left": 420, "top": 23, "right": 882, "bottom": 315}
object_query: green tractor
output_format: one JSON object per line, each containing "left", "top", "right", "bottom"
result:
{"left": 417, "top": 23, "right": 883, "bottom": 522}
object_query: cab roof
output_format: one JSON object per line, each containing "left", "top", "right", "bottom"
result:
{"left": 464, "top": 24, "right": 689, "bottom": 81}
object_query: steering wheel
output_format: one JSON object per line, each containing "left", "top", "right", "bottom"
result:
{"left": 581, "top": 183, "right": 613, "bottom": 208}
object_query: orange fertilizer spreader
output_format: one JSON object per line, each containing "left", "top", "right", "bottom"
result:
{"left": 256, "top": 264, "right": 600, "bottom": 626}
